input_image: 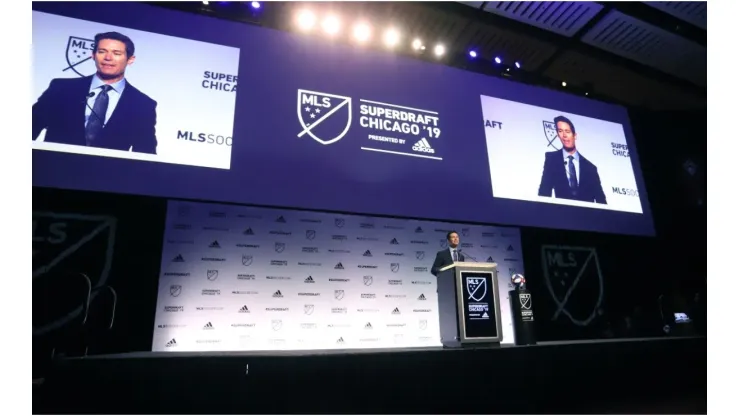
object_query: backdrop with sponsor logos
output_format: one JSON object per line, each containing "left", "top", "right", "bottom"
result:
{"left": 32, "top": 1, "right": 653, "bottom": 237}
{"left": 153, "top": 200, "right": 524, "bottom": 351}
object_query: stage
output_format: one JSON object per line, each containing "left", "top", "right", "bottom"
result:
{"left": 36, "top": 336, "right": 706, "bottom": 414}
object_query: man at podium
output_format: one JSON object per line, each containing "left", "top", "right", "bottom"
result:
{"left": 431, "top": 231, "right": 465, "bottom": 276}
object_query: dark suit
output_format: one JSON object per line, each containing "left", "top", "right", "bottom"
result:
{"left": 431, "top": 248, "right": 465, "bottom": 277}
{"left": 537, "top": 150, "right": 606, "bottom": 204}
{"left": 32, "top": 75, "right": 158, "bottom": 154}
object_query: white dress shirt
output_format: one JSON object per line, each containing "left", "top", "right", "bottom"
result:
{"left": 562, "top": 149, "right": 580, "bottom": 184}
{"left": 85, "top": 75, "right": 126, "bottom": 127}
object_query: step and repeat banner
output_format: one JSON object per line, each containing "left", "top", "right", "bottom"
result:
{"left": 32, "top": 2, "right": 654, "bottom": 237}
{"left": 153, "top": 200, "right": 524, "bottom": 351}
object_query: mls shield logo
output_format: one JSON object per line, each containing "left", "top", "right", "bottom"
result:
{"left": 334, "top": 290, "right": 345, "bottom": 300}
{"left": 297, "top": 89, "right": 353, "bottom": 145}
{"left": 466, "top": 277, "right": 487, "bottom": 302}
{"left": 461, "top": 228, "right": 470, "bottom": 237}
{"left": 390, "top": 263, "right": 400, "bottom": 273}
{"left": 439, "top": 239, "right": 447, "bottom": 248}
{"left": 363, "top": 276, "right": 373, "bottom": 286}
{"left": 519, "top": 293, "right": 532, "bottom": 310}
{"left": 335, "top": 218, "right": 345, "bottom": 228}
{"left": 543, "top": 120, "right": 561, "bottom": 150}
{"left": 419, "top": 320, "right": 428, "bottom": 330}
{"left": 304, "top": 304, "right": 314, "bottom": 315}
{"left": 272, "top": 319, "right": 283, "bottom": 331}
{"left": 33, "top": 212, "right": 116, "bottom": 336}
{"left": 207, "top": 270, "right": 219, "bottom": 281}
{"left": 169, "top": 285, "right": 182, "bottom": 297}
{"left": 542, "top": 245, "right": 604, "bottom": 326}
{"left": 306, "top": 230, "right": 316, "bottom": 240}
{"left": 275, "top": 243, "right": 286, "bottom": 253}
{"left": 64, "top": 36, "right": 95, "bottom": 77}
{"left": 416, "top": 251, "right": 425, "bottom": 260}
{"left": 242, "top": 255, "right": 253, "bottom": 266}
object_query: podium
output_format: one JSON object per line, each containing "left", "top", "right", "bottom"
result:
{"left": 436, "top": 262, "right": 503, "bottom": 347}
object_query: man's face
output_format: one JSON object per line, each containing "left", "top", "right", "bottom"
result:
{"left": 447, "top": 233, "right": 460, "bottom": 248}
{"left": 93, "top": 39, "right": 134, "bottom": 80}
{"left": 556, "top": 121, "right": 577, "bottom": 150}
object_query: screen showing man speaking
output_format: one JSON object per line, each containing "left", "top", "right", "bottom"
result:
{"left": 481, "top": 95, "right": 642, "bottom": 214}
{"left": 31, "top": 11, "right": 240, "bottom": 169}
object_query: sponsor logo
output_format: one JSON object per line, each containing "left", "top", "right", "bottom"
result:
{"left": 363, "top": 275, "right": 373, "bottom": 286}
{"left": 412, "top": 137, "right": 435, "bottom": 154}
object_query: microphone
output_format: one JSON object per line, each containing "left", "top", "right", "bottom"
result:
{"left": 83, "top": 91, "right": 105, "bottom": 126}
{"left": 457, "top": 249, "right": 477, "bottom": 262}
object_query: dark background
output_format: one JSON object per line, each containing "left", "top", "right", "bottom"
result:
{"left": 32, "top": 108, "right": 706, "bottom": 353}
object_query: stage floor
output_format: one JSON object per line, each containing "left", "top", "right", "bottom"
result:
{"left": 37, "top": 336, "right": 706, "bottom": 414}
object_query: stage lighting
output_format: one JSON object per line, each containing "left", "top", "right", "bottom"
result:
{"left": 412, "top": 39, "right": 423, "bottom": 50}
{"left": 494, "top": 56, "right": 502, "bottom": 64}
{"left": 469, "top": 50, "right": 477, "bottom": 58}
{"left": 562, "top": 81, "right": 567, "bottom": 87}
{"left": 251, "top": 1, "right": 260, "bottom": 8}
{"left": 383, "top": 29, "right": 400, "bottom": 47}
{"left": 202, "top": 1, "right": 209, "bottom": 4}
{"left": 297, "top": 10, "right": 316, "bottom": 31}
{"left": 434, "top": 44, "right": 445, "bottom": 57}
{"left": 515, "top": 61, "right": 521, "bottom": 69}
{"left": 322, "top": 15, "right": 341, "bottom": 36}
{"left": 353, "top": 23, "right": 371, "bottom": 42}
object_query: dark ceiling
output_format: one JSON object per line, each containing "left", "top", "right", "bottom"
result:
{"left": 151, "top": 1, "right": 707, "bottom": 112}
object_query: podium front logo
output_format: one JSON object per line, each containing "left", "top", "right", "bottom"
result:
{"left": 466, "top": 277, "right": 487, "bottom": 302}
{"left": 519, "top": 293, "right": 532, "bottom": 310}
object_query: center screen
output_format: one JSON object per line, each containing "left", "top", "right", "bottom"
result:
{"left": 32, "top": 2, "right": 654, "bottom": 236}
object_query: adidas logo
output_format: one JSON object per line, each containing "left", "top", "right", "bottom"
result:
{"left": 334, "top": 262, "right": 344, "bottom": 270}
{"left": 363, "top": 250, "right": 373, "bottom": 257}
{"left": 412, "top": 137, "right": 435, "bottom": 154}
{"left": 365, "top": 322, "right": 373, "bottom": 329}
{"left": 209, "top": 240, "right": 221, "bottom": 248}
{"left": 304, "top": 276, "right": 315, "bottom": 283}
{"left": 165, "top": 338, "right": 177, "bottom": 347}
{"left": 172, "top": 254, "right": 184, "bottom": 262}
{"left": 415, "top": 226, "right": 423, "bottom": 233}
{"left": 272, "top": 290, "right": 283, "bottom": 298}
{"left": 507, "top": 245, "right": 514, "bottom": 251}
{"left": 336, "top": 337, "right": 345, "bottom": 344}
{"left": 482, "top": 312, "right": 489, "bottom": 318}
{"left": 203, "top": 322, "right": 214, "bottom": 329}
{"left": 390, "top": 238, "right": 399, "bottom": 245}
{"left": 276, "top": 216, "right": 286, "bottom": 223}
{"left": 243, "top": 227, "right": 254, "bottom": 235}
{"left": 417, "top": 294, "right": 427, "bottom": 301}
{"left": 392, "top": 307, "right": 400, "bottom": 315}
{"left": 487, "top": 256, "right": 495, "bottom": 263}
{"left": 239, "top": 305, "right": 250, "bottom": 313}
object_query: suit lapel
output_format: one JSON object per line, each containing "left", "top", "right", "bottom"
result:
{"left": 102, "top": 84, "right": 131, "bottom": 133}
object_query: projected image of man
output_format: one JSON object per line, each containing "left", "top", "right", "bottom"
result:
{"left": 32, "top": 32, "right": 158, "bottom": 154}
{"left": 431, "top": 231, "right": 465, "bottom": 277}
{"left": 537, "top": 116, "right": 606, "bottom": 204}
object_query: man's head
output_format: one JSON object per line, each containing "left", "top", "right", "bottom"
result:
{"left": 93, "top": 32, "right": 136, "bottom": 82}
{"left": 446, "top": 231, "right": 460, "bottom": 248}
{"left": 554, "top": 115, "right": 577, "bottom": 153}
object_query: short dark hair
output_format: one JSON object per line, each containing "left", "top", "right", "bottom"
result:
{"left": 446, "top": 231, "right": 459, "bottom": 241}
{"left": 554, "top": 115, "right": 576, "bottom": 134}
{"left": 94, "top": 32, "right": 135, "bottom": 57}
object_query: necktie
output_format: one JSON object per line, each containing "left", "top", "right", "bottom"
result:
{"left": 453, "top": 249, "right": 458, "bottom": 262}
{"left": 568, "top": 155, "right": 578, "bottom": 195}
{"left": 85, "top": 85, "right": 112, "bottom": 146}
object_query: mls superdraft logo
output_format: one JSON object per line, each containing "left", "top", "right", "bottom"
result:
{"left": 275, "top": 242, "right": 286, "bottom": 253}
{"left": 466, "top": 277, "right": 487, "bottom": 302}
{"left": 543, "top": 121, "right": 561, "bottom": 150}
{"left": 64, "top": 36, "right": 96, "bottom": 77}
{"left": 297, "top": 89, "right": 352, "bottom": 145}
{"left": 242, "top": 255, "right": 253, "bottom": 266}
{"left": 33, "top": 212, "right": 116, "bottom": 336}
{"left": 206, "top": 270, "right": 219, "bottom": 281}
{"left": 170, "top": 285, "right": 182, "bottom": 297}
{"left": 541, "top": 245, "right": 604, "bottom": 326}
{"left": 519, "top": 293, "right": 532, "bottom": 310}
